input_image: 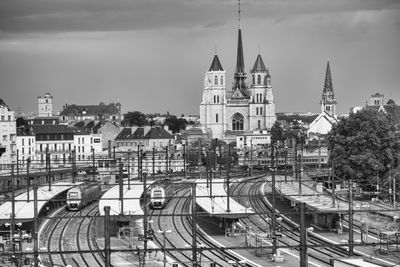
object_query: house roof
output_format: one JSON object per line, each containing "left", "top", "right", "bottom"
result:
{"left": 31, "top": 125, "right": 74, "bottom": 134}
{"left": 115, "top": 127, "right": 173, "bottom": 141}
{"left": 144, "top": 127, "right": 173, "bottom": 139}
{"left": 60, "top": 103, "right": 120, "bottom": 116}
{"left": 115, "top": 128, "right": 133, "bottom": 140}
{"left": 32, "top": 117, "right": 59, "bottom": 125}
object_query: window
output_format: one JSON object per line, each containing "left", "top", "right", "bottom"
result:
{"left": 232, "top": 113, "right": 244, "bottom": 131}
{"left": 214, "top": 95, "right": 216, "bottom": 103}
{"left": 82, "top": 147, "right": 85, "bottom": 153}
{"left": 257, "top": 75, "right": 261, "bottom": 85}
{"left": 82, "top": 138, "right": 84, "bottom": 144}
{"left": 256, "top": 107, "right": 259, "bottom": 115}
{"left": 3, "top": 135, "right": 7, "bottom": 141}
{"left": 258, "top": 120, "right": 261, "bottom": 129}
{"left": 214, "top": 75, "right": 218, "bottom": 85}
{"left": 220, "top": 76, "right": 223, "bottom": 85}
{"left": 216, "top": 114, "right": 219, "bottom": 123}
{"left": 40, "top": 144, "right": 43, "bottom": 152}
{"left": 78, "top": 138, "right": 80, "bottom": 144}
{"left": 1, "top": 115, "right": 4, "bottom": 121}
{"left": 28, "top": 139, "right": 31, "bottom": 146}
{"left": 29, "top": 148, "right": 31, "bottom": 155}
{"left": 260, "top": 107, "right": 263, "bottom": 115}
{"left": 22, "top": 148, "right": 24, "bottom": 154}
{"left": 264, "top": 76, "right": 268, "bottom": 85}
{"left": 217, "top": 95, "right": 220, "bottom": 103}
{"left": 252, "top": 75, "right": 255, "bottom": 85}
{"left": 22, "top": 139, "right": 24, "bottom": 146}
{"left": 326, "top": 106, "right": 331, "bottom": 111}
{"left": 78, "top": 147, "right": 80, "bottom": 153}
{"left": 69, "top": 144, "right": 71, "bottom": 151}
{"left": 54, "top": 144, "right": 57, "bottom": 151}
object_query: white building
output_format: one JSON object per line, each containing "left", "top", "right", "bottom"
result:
{"left": 200, "top": 25, "right": 276, "bottom": 143}
{"left": 0, "top": 100, "right": 16, "bottom": 168}
{"left": 16, "top": 130, "right": 35, "bottom": 165}
{"left": 72, "top": 127, "right": 102, "bottom": 162}
{"left": 308, "top": 61, "right": 338, "bottom": 139}
{"left": 38, "top": 93, "right": 53, "bottom": 117}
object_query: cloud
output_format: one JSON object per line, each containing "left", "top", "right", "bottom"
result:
{"left": 0, "top": 0, "right": 399, "bottom": 34}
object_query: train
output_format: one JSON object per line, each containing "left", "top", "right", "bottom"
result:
{"left": 66, "top": 183, "right": 102, "bottom": 211}
{"left": 148, "top": 179, "right": 173, "bottom": 209}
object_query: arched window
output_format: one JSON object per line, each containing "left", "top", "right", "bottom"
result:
{"left": 257, "top": 75, "right": 261, "bottom": 85}
{"left": 260, "top": 107, "right": 263, "bottom": 115}
{"left": 217, "top": 95, "right": 220, "bottom": 103}
{"left": 232, "top": 113, "right": 244, "bottom": 131}
{"left": 214, "top": 95, "right": 216, "bottom": 103}
{"left": 220, "top": 76, "right": 223, "bottom": 85}
{"left": 256, "top": 107, "right": 259, "bottom": 115}
{"left": 258, "top": 120, "right": 261, "bottom": 129}
{"left": 252, "top": 75, "right": 255, "bottom": 85}
{"left": 264, "top": 76, "right": 267, "bottom": 85}
{"left": 216, "top": 114, "right": 219, "bottom": 123}
{"left": 214, "top": 75, "right": 218, "bottom": 85}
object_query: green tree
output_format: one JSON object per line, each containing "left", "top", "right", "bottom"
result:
{"left": 122, "top": 111, "right": 147, "bottom": 126}
{"left": 164, "top": 116, "right": 187, "bottom": 134}
{"left": 328, "top": 109, "right": 400, "bottom": 190}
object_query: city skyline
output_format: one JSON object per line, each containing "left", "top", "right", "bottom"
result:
{"left": 1, "top": 0, "right": 399, "bottom": 116}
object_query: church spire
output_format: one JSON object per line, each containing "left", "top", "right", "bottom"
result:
{"left": 323, "top": 60, "right": 333, "bottom": 92}
{"left": 232, "top": 0, "right": 247, "bottom": 96}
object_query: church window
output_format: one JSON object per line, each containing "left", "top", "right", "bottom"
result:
{"left": 232, "top": 113, "right": 244, "bottom": 131}
{"left": 256, "top": 107, "right": 259, "bottom": 115}
{"left": 220, "top": 76, "right": 223, "bottom": 85}
{"left": 252, "top": 75, "right": 255, "bottom": 85}
{"left": 257, "top": 75, "right": 261, "bottom": 85}
{"left": 258, "top": 120, "right": 261, "bottom": 129}
{"left": 256, "top": 94, "right": 259, "bottom": 103}
{"left": 214, "top": 95, "right": 216, "bottom": 103}
{"left": 214, "top": 75, "right": 218, "bottom": 85}
{"left": 264, "top": 76, "right": 267, "bottom": 85}
{"left": 326, "top": 106, "right": 331, "bottom": 111}
{"left": 217, "top": 95, "right": 220, "bottom": 103}
{"left": 216, "top": 114, "right": 219, "bottom": 123}
{"left": 260, "top": 107, "right": 263, "bottom": 115}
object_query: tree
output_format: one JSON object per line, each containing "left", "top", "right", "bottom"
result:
{"left": 328, "top": 109, "right": 400, "bottom": 190}
{"left": 122, "top": 111, "right": 147, "bottom": 126}
{"left": 270, "top": 121, "right": 284, "bottom": 145}
{"left": 164, "top": 116, "right": 187, "bottom": 134}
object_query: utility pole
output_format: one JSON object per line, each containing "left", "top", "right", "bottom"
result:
{"left": 226, "top": 144, "right": 231, "bottom": 212}
{"left": 27, "top": 158, "right": 30, "bottom": 202}
{"left": 113, "top": 146, "right": 116, "bottom": 159}
{"left": 317, "top": 134, "right": 321, "bottom": 172}
{"left": 348, "top": 176, "right": 354, "bottom": 256}
{"left": 152, "top": 147, "right": 155, "bottom": 178}
{"left": 271, "top": 144, "right": 277, "bottom": 255}
{"left": 11, "top": 164, "right": 15, "bottom": 254}
{"left": 92, "top": 147, "right": 96, "bottom": 181}
{"left": 331, "top": 161, "right": 336, "bottom": 207}
{"left": 119, "top": 158, "right": 123, "bottom": 215}
{"left": 299, "top": 202, "right": 308, "bottom": 267}
{"left": 16, "top": 149, "right": 19, "bottom": 175}
{"left": 284, "top": 149, "right": 288, "bottom": 182}
{"left": 128, "top": 150, "right": 131, "bottom": 190}
{"left": 250, "top": 139, "right": 253, "bottom": 176}
{"left": 46, "top": 147, "right": 51, "bottom": 191}
{"left": 191, "top": 182, "right": 198, "bottom": 267}
{"left": 165, "top": 145, "right": 169, "bottom": 178}
{"left": 72, "top": 149, "right": 76, "bottom": 184}
{"left": 183, "top": 143, "right": 186, "bottom": 179}
{"left": 104, "top": 206, "right": 111, "bottom": 267}
{"left": 143, "top": 149, "right": 148, "bottom": 265}
{"left": 33, "top": 179, "right": 39, "bottom": 267}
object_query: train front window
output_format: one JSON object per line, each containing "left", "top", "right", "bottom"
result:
{"left": 69, "top": 192, "right": 78, "bottom": 199}
{"left": 153, "top": 190, "right": 163, "bottom": 200}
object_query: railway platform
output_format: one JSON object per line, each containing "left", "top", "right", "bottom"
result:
{"left": 196, "top": 179, "right": 254, "bottom": 219}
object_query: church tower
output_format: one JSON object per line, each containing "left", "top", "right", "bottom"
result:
{"left": 38, "top": 93, "right": 53, "bottom": 117}
{"left": 199, "top": 54, "right": 226, "bottom": 140}
{"left": 249, "top": 55, "right": 276, "bottom": 130}
{"left": 320, "top": 60, "right": 337, "bottom": 118}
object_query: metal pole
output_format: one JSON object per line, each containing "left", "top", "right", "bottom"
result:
{"left": 331, "top": 162, "right": 336, "bottom": 207}
{"left": 226, "top": 144, "right": 231, "bottom": 212}
{"left": 92, "top": 148, "right": 96, "bottom": 181}
{"left": 143, "top": 149, "right": 148, "bottom": 264}
{"left": 128, "top": 150, "right": 131, "bottom": 190}
{"left": 163, "top": 233, "right": 166, "bottom": 267}
{"left": 11, "top": 164, "right": 15, "bottom": 254}
{"left": 113, "top": 146, "right": 116, "bottom": 159}
{"left": 300, "top": 202, "right": 308, "bottom": 267}
{"left": 191, "top": 182, "right": 197, "bottom": 267}
{"left": 16, "top": 149, "right": 19, "bottom": 175}
{"left": 46, "top": 147, "right": 51, "bottom": 191}
{"left": 317, "top": 134, "right": 321, "bottom": 172}
{"left": 108, "top": 140, "right": 111, "bottom": 158}
{"left": 271, "top": 145, "right": 277, "bottom": 255}
{"left": 104, "top": 206, "right": 111, "bottom": 267}
{"left": 119, "top": 158, "right": 123, "bottom": 215}
{"left": 166, "top": 146, "right": 169, "bottom": 178}
{"left": 183, "top": 144, "right": 186, "bottom": 179}
{"left": 348, "top": 176, "right": 354, "bottom": 256}
{"left": 152, "top": 147, "right": 155, "bottom": 178}
{"left": 206, "top": 150, "right": 210, "bottom": 188}
{"left": 33, "top": 180, "right": 38, "bottom": 267}
{"left": 27, "top": 158, "right": 30, "bottom": 202}
{"left": 72, "top": 149, "right": 76, "bottom": 184}
{"left": 250, "top": 139, "right": 253, "bottom": 176}
{"left": 284, "top": 150, "right": 287, "bottom": 182}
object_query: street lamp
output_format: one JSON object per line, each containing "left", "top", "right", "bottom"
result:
{"left": 157, "top": 230, "right": 172, "bottom": 267}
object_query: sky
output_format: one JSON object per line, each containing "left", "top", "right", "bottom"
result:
{"left": 0, "top": 0, "right": 399, "bottom": 117}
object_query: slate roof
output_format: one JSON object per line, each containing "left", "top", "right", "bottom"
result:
{"left": 115, "top": 128, "right": 133, "bottom": 140}
{"left": 251, "top": 54, "right": 267, "bottom": 72}
{"left": 115, "top": 127, "right": 173, "bottom": 140}
{"left": 209, "top": 55, "right": 223, "bottom": 71}
{"left": 32, "top": 117, "right": 59, "bottom": 125}
{"left": 60, "top": 103, "right": 120, "bottom": 116}
{"left": 144, "top": 127, "right": 173, "bottom": 139}
{"left": 31, "top": 125, "right": 74, "bottom": 134}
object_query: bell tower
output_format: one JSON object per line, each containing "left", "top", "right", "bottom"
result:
{"left": 320, "top": 60, "right": 337, "bottom": 118}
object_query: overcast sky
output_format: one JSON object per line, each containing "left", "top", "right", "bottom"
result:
{"left": 1, "top": 0, "right": 399, "bottom": 116}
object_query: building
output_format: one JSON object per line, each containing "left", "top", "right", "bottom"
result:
{"left": 115, "top": 126, "right": 174, "bottom": 151}
{"left": 31, "top": 124, "right": 75, "bottom": 165}
{"left": 37, "top": 93, "right": 53, "bottom": 117}
{"left": 60, "top": 102, "right": 122, "bottom": 125}
{"left": 71, "top": 127, "right": 102, "bottom": 162}
{"left": 365, "top": 93, "right": 400, "bottom": 125}
{"left": 308, "top": 61, "right": 338, "bottom": 138}
{"left": 0, "top": 99, "right": 16, "bottom": 168}
{"left": 16, "top": 127, "right": 35, "bottom": 165}
{"left": 200, "top": 23, "right": 276, "bottom": 142}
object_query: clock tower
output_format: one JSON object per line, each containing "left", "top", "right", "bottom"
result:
{"left": 38, "top": 93, "right": 53, "bottom": 117}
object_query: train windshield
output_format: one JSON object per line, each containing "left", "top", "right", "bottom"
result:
{"left": 153, "top": 190, "right": 163, "bottom": 199}
{"left": 69, "top": 192, "right": 79, "bottom": 199}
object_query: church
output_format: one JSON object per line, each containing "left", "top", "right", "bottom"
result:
{"left": 199, "top": 25, "right": 277, "bottom": 142}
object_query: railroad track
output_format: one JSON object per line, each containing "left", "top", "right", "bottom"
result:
{"left": 150, "top": 182, "right": 250, "bottom": 266}
{"left": 40, "top": 202, "right": 104, "bottom": 267}
{"left": 231, "top": 177, "right": 350, "bottom": 266}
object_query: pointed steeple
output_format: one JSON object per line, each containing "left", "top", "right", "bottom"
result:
{"left": 209, "top": 55, "right": 223, "bottom": 71}
{"left": 252, "top": 54, "right": 267, "bottom": 72}
{"left": 236, "top": 29, "right": 245, "bottom": 74}
{"left": 323, "top": 60, "right": 333, "bottom": 92}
